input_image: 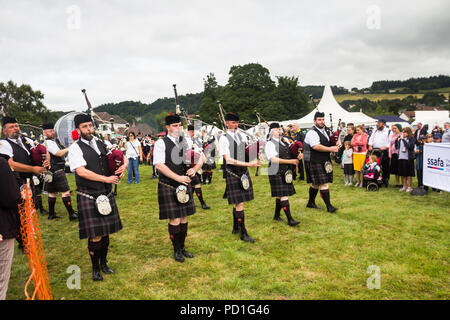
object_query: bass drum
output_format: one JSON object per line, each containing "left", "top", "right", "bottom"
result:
{"left": 54, "top": 111, "right": 83, "bottom": 148}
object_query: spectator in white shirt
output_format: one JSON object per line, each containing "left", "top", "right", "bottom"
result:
{"left": 368, "top": 119, "right": 391, "bottom": 187}
{"left": 125, "top": 132, "right": 142, "bottom": 184}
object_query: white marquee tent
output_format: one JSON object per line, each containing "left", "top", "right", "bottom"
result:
{"left": 279, "top": 85, "right": 378, "bottom": 129}
{"left": 411, "top": 110, "right": 450, "bottom": 129}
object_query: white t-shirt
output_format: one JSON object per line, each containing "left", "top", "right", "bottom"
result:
{"left": 125, "top": 140, "right": 141, "bottom": 159}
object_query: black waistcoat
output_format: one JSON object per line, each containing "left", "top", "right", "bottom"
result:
{"left": 223, "top": 133, "right": 248, "bottom": 177}
{"left": 268, "top": 139, "right": 291, "bottom": 175}
{"left": 45, "top": 139, "right": 65, "bottom": 172}
{"left": 5, "top": 138, "right": 33, "bottom": 181}
{"left": 159, "top": 136, "right": 188, "bottom": 187}
{"left": 75, "top": 139, "right": 112, "bottom": 194}
{"left": 303, "top": 127, "right": 331, "bottom": 164}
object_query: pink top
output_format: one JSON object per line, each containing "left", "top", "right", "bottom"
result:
{"left": 389, "top": 133, "right": 400, "bottom": 157}
{"left": 351, "top": 133, "right": 368, "bottom": 153}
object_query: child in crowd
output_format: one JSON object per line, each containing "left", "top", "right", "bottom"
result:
{"left": 342, "top": 141, "right": 354, "bottom": 186}
{"left": 363, "top": 154, "right": 382, "bottom": 181}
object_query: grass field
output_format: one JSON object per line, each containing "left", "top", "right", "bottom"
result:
{"left": 334, "top": 90, "right": 450, "bottom": 103}
{"left": 6, "top": 164, "right": 450, "bottom": 300}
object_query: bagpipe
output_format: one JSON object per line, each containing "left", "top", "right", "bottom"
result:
{"left": 217, "top": 101, "right": 264, "bottom": 162}
{"left": 308, "top": 94, "right": 338, "bottom": 147}
{"left": 53, "top": 90, "right": 124, "bottom": 175}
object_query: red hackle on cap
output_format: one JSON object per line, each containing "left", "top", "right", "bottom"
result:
{"left": 71, "top": 130, "right": 79, "bottom": 140}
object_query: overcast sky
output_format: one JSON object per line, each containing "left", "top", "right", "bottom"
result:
{"left": 1, "top": 0, "right": 449, "bottom": 111}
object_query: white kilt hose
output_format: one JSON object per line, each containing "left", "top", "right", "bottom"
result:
{"left": 44, "top": 170, "right": 70, "bottom": 193}
{"left": 76, "top": 189, "right": 123, "bottom": 239}
{"left": 305, "top": 162, "right": 333, "bottom": 185}
{"left": 223, "top": 170, "right": 254, "bottom": 205}
{"left": 268, "top": 174, "right": 296, "bottom": 197}
{"left": 158, "top": 182, "right": 196, "bottom": 220}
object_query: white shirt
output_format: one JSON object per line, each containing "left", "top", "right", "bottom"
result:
{"left": 265, "top": 138, "right": 287, "bottom": 161}
{"left": 153, "top": 134, "right": 179, "bottom": 165}
{"left": 0, "top": 136, "right": 35, "bottom": 158}
{"left": 368, "top": 127, "right": 391, "bottom": 149}
{"left": 45, "top": 139, "right": 61, "bottom": 156}
{"left": 219, "top": 130, "right": 245, "bottom": 157}
{"left": 125, "top": 140, "right": 141, "bottom": 159}
{"left": 304, "top": 126, "right": 329, "bottom": 148}
{"left": 185, "top": 134, "right": 203, "bottom": 153}
{"left": 104, "top": 140, "right": 113, "bottom": 148}
{"left": 68, "top": 138, "right": 101, "bottom": 172}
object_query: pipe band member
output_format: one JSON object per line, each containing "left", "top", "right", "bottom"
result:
{"left": 42, "top": 122, "right": 78, "bottom": 221}
{"left": 265, "top": 122, "right": 301, "bottom": 226}
{"left": 219, "top": 112, "right": 260, "bottom": 243}
{"left": 153, "top": 114, "right": 201, "bottom": 262}
{"left": 303, "top": 112, "right": 339, "bottom": 213}
{"left": 68, "top": 113, "right": 127, "bottom": 281}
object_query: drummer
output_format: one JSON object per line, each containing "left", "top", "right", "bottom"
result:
{"left": 42, "top": 123, "right": 78, "bottom": 221}
{"left": 186, "top": 124, "right": 210, "bottom": 210}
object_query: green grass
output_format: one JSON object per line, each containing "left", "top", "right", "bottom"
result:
{"left": 334, "top": 89, "right": 450, "bottom": 102}
{"left": 6, "top": 164, "right": 450, "bottom": 300}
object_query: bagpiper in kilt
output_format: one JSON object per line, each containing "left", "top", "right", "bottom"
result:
{"left": 186, "top": 125, "right": 210, "bottom": 210}
{"left": 303, "top": 112, "right": 339, "bottom": 213}
{"left": 68, "top": 113, "right": 127, "bottom": 281}
{"left": 154, "top": 114, "right": 202, "bottom": 262}
{"left": 219, "top": 112, "right": 260, "bottom": 243}
{"left": 265, "top": 123, "right": 300, "bottom": 227}
{"left": 42, "top": 123, "right": 78, "bottom": 221}
{"left": 0, "top": 116, "right": 49, "bottom": 252}
{"left": 201, "top": 136, "right": 217, "bottom": 184}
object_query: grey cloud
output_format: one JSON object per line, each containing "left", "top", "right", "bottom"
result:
{"left": 0, "top": 0, "right": 448, "bottom": 111}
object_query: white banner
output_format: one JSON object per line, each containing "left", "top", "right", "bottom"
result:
{"left": 423, "top": 143, "right": 450, "bottom": 192}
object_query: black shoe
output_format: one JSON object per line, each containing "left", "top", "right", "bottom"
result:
{"left": 288, "top": 218, "right": 300, "bottom": 227}
{"left": 273, "top": 214, "right": 283, "bottom": 222}
{"left": 48, "top": 214, "right": 62, "bottom": 220}
{"left": 201, "top": 203, "right": 211, "bottom": 210}
{"left": 92, "top": 267, "right": 103, "bottom": 281}
{"left": 174, "top": 249, "right": 185, "bottom": 262}
{"left": 327, "top": 206, "right": 338, "bottom": 213}
{"left": 240, "top": 232, "right": 254, "bottom": 243}
{"left": 69, "top": 212, "right": 78, "bottom": 221}
{"left": 306, "top": 202, "right": 319, "bottom": 209}
{"left": 181, "top": 248, "right": 194, "bottom": 258}
{"left": 40, "top": 208, "right": 49, "bottom": 215}
{"left": 100, "top": 262, "right": 114, "bottom": 274}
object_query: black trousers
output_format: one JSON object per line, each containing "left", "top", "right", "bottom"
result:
{"left": 297, "top": 159, "right": 305, "bottom": 179}
{"left": 380, "top": 150, "right": 390, "bottom": 185}
{"left": 417, "top": 169, "right": 423, "bottom": 187}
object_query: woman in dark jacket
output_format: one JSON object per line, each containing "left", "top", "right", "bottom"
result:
{"left": 0, "top": 155, "right": 21, "bottom": 300}
{"left": 395, "top": 127, "right": 416, "bottom": 193}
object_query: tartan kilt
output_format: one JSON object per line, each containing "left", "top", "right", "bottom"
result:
{"left": 268, "top": 174, "right": 296, "bottom": 197}
{"left": 44, "top": 170, "right": 70, "bottom": 193}
{"left": 305, "top": 161, "right": 333, "bottom": 186}
{"left": 76, "top": 190, "right": 123, "bottom": 240}
{"left": 158, "top": 182, "right": 196, "bottom": 220}
{"left": 190, "top": 173, "right": 202, "bottom": 186}
{"left": 223, "top": 171, "right": 254, "bottom": 205}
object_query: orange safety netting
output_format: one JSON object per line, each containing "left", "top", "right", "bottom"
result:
{"left": 18, "top": 180, "right": 53, "bottom": 300}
